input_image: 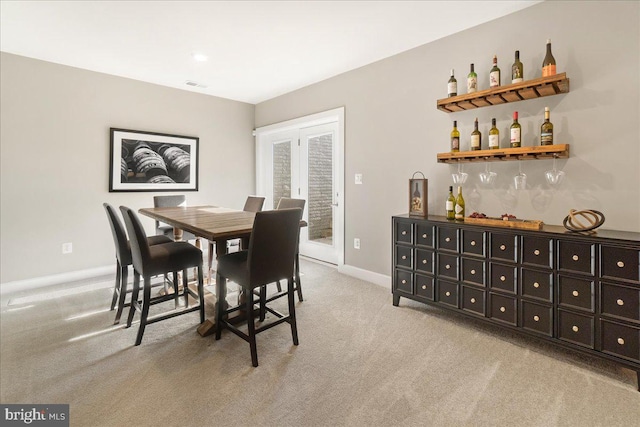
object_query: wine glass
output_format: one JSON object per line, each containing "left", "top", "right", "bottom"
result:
{"left": 545, "top": 155, "right": 565, "bottom": 186}
{"left": 479, "top": 162, "right": 497, "bottom": 186}
{"left": 514, "top": 161, "right": 527, "bottom": 190}
{"left": 452, "top": 163, "right": 468, "bottom": 185}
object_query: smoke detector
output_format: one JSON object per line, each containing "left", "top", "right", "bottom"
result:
{"left": 185, "top": 80, "right": 208, "bottom": 88}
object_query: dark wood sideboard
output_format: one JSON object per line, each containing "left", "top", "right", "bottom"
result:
{"left": 392, "top": 214, "right": 640, "bottom": 391}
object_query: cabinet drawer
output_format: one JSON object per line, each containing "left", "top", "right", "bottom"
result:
{"left": 395, "top": 221, "right": 413, "bottom": 244}
{"left": 437, "top": 280, "right": 459, "bottom": 308}
{"left": 601, "top": 320, "right": 640, "bottom": 362}
{"left": 438, "top": 226, "right": 459, "bottom": 252}
{"left": 395, "top": 246, "right": 413, "bottom": 269}
{"left": 521, "top": 301, "right": 553, "bottom": 337}
{"left": 462, "top": 257, "right": 485, "bottom": 286}
{"left": 438, "top": 253, "right": 458, "bottom": 280}
{"left": 415, "top": 274, "right": 435, "bottom": 301}
{"left": 558, "top": 275, "right": 594, "bottom": 312}
{"left": 521, "top": 268, "right": 553, "bottom": 302}
{"left": 558, "top": 310, "right": 594, "bottom": 349}
{"left": 394, "top": 270, "right": 412, "bottom": 295}
{"left": 462, "top": 230, "right": 485, "bottom": 257}
{"left": 416, "top": 223, "right": 435, "bottom": 248}
{"left": 601, "top": 246, "right": 640, "bottom": 283}
{"left": 415, "top": 249, "right": 434, "bottom": 274}
{"left": 600, "top": 282, "right": 640, "bottom": 323}
{"left": 522, "top": 236, "right": 553, "bottom": 268}
{"left": 462, "top": 286, "right": 485, "bottom": 316}
{"left": 489, "top": 293, "right": 517, "bottom": 326}
{"left": 558, "top": 241, "right": 595, "bottom": 275}
{"left": 490, "top": 233, "right": 518, "bottom": 263}
{"left": 490, "top": 263, "right": 517, "bottom": 294}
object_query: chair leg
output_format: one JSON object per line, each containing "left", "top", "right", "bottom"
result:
{"left": 127, "top": 272, "right": 141, "bottom": 328}
{"left": 172, "top": 271, "right": 179, "bottom": 308}
{"left": 110, "top": 262, "right": 120, "bottom": 311}
{"left": 135, "top": 276, "right": 152, "bottom": 346}
{"left": 295, "top": 254, "right": 303, "bottom": 302}
{"left": 215, "top": 273, "right": 225, "bottom": 340}
{"left": 183, "top": 268, "right": 189, "bottom": 308}
{"left": 197, "top": 265, "right": 205, "bottom": 324}
{"left": 246, "top": 290, "right": 258, "bottom": 367}
{"left": 114, "top": 265, "right": 128, "bottom": 325}
{"left": 288, "top": 278, "right": 299, "bottom": 346}
{"left": 259, "top": 285, "right": 266, "bottom": 322}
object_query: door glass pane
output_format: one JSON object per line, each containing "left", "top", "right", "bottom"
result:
{"left": 308, "top": 133, "right": 333, "bottom": 245}
{"left": 272, "top": 141, "right": 291, "bottom": 209}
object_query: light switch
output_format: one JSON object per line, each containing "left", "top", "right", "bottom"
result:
{"left": 355, "top": 174, "right": 363, "bottom": 185}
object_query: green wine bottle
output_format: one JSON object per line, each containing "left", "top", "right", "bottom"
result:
{"left": 489, "top": 118, "right": 499, "bottom": 149}
{"left": 467, "top": 63, "right": 477, "bottom": 93}
{"left": 450, "top": 120, "right": 460, "bottom": 152}
{"left": 448, "top": 69, "right": 457, "bottom": 97}
{"left": 510, "top": 111, "right": 521, "bottom": 148}
{"left": 489, "top": 55, "right": 500, "bottom": 88}
{"left": 470, "top": 118, "right": 481, "bottom": 151}
{"left": 512, "top": 50, "right": 523, "bottom": 83}
{"left": 446, "top": 186, "right": 455, "bottom": 220}
{"left": 540, "top": 107, "right": 554, "bottom": 145}
{"left": 455, "top": 186, "right": 465, "bottom": 221}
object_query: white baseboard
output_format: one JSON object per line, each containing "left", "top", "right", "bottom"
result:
{"left": 338, "top": 264, "right": 390, "bottom": 288}
{"left": 0, "top": 265, "right": 114, "bottom": 296}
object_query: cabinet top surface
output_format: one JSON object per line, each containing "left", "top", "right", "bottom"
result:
{"left": 393, "top": 214, "right": 640, "bottom": 244}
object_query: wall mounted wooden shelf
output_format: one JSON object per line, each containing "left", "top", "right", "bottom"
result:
{"left": 437, "top": 144, "right": 570, "bottom": 163}
{"left": 437, "top": 73, "right": 570, "bottom": 113}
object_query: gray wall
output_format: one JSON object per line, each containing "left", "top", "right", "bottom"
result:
{"left": 0, "top": 53, "right": 255, "bottom": 284}
{"left": 255, "top": 0, "right": 640, "bottom": 277}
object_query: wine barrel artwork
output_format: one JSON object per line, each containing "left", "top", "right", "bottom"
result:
{"left": 110, "top": 128, "right": 198, "bottom": 192}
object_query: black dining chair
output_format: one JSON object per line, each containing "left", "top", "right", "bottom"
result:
{"left": 153, "top": 195, "right": 197, "bottom": 242}
{"left": 120, "top": 206, "right": 205, "bottom": 345}
{"left": 225, "top": 196, "right": 265, "bottom": 253}
{"left": 273, "top": 197, "right": 306, "bottom": 301}
{"left": 215, "top": 208, "right": 303, "bottom": 367}
{"left": 103, "top": 203, "right": 173, "bottom": 324}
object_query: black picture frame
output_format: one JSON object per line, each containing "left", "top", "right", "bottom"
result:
{"left": 109, "top": 128, "right": 199, "bottom": 192}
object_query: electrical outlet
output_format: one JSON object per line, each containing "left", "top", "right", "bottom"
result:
{"left": 355, "top": 174, "right": 363, "bottom": 185}
{"left": 62, "top": 242, "right": 73, "bottom": 254}
{"left": 354, "top": 238, "right": 361, "bottom": 249}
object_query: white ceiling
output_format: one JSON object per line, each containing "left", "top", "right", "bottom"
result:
{"left": 0, "top": 1, "right": 540, "bottom": 104}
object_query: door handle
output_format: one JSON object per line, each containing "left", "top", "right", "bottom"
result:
{"left": 331, "top": 203, "right": 339, "bottom": 207}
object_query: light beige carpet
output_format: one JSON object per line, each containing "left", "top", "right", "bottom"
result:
{"left": 1, "top": 260, "right": 638, "bottom": 426}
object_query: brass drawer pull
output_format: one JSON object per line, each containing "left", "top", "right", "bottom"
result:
{"left": 500, "top": 275, "right": 506, "bottom": 282}
{"left": 572, "top": 290, "right": 579, "bottom": 297}
{"left": 401, "top": 280, "right": 407, "bottom": 284}
{"left": 572, "top": 325, "right": 579, "bottom": 332}
{"left": 533, "top": 282, "right": 540, "bottom": 288}
{"left": 500, "top": 245, "right": 506, "bottom": 251}
{"left": 445, "top": 264, "right": 451, "bottom": 270}
{"left": 533, "top": 315, "right": 540, "bottom": 322}
{"left": 471, "top": 241, "right": 476, "bottom": 246}
{"left": 572, "top": 255, "right": 579, "bottom": 261}
{"left": 534, "top": 249, "right": 540, "bottom": 256}
{"left": 445, "top": 291, "right": 451, "bottom": 297}
{"left": 500, "top": 306, "right": 506, "bottom": 313}
{"left": 470, "top": 269, "right": 476, "bottom": 275}
{"left": 470, "top": 298, "right": 476, "bottom": 303}
{"left": 617, "top": 299, "right": 624, "bottom": 306}
{"left": 617, "top": 261, "right": 625, "bottom": 268}
{"left": 422, "top": 259, "right": 427, "bottom": 264}
{"left": 617, "top": 338, "right": 625, "bottom": 345}
{"left": 401, "top": 255, "right": 407, "bottom": 260}
{"left": 422, "top": 285, "right": 427, "bottom": 290}
{"left": 445, "top": 237, "right": 451, "bottom": 242}
{"left": 402, "top": 231, "right": 407, "bottom": 235}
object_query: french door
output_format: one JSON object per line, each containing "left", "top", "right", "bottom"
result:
{"left": 256, "top": 108, "right": 344, "bottom": 265}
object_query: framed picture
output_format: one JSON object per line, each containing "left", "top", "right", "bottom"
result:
{"left": 409, "top": 174, "right": 428, "bottom": 217}
{"left": 109, "top": 128, "right": 199, "bottom": 192}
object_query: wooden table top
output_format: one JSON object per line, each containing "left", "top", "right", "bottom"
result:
{"left": 139, "top": 205, "right": 256, "bottom": 241}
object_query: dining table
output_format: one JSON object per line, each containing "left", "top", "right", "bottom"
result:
{"left": 139, "top": 205, "right": 258, "bottom": 336}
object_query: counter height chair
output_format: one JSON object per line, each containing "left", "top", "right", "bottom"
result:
{"left": 153, "top": 195, "right": 197, "bottom": 242}
{"left": 120, "top": 206, "right": 205, "bottom": 346}
{"left": 103, "top": 203, "right": 173, "bottom": 325}
{"left": 215, "top": 208, "right": 303, "bottom": 367}
{"left": 271, "top": 197, "right": 306, "bottom": 301}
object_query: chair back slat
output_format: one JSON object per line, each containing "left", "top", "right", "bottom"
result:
{"left": 103, "top": 203, "right": 131, "bottom": 264}
{"left": 247, "top": 208, "right": 302, "bottom": 285}
{"left": 120, "top": 206, "right": 152, "bottom": 275}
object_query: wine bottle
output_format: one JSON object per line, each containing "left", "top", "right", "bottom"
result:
{"left": 446, "top": 186, "right": 455, "bottom": 220}
{"left": 448, "top": 69, "right": 457, "bottom": 97}
{"left": 450, "top": 120, "right": 460, "bottom": 152}
{"left": 454, "top": 186, "right": 465, "bottom": 221}
{"left": 512, "top": 50, "right": 523, "bottom": 83}
{"left": 412, "top": 182, "right": 422, "bottom": 212}
{"left": 467, "top": 63, "right": 477, "bottom": 93}
{"left": 510, "top": 111, "right": 521, "bottom": 148}
{"left": 489, "top": 118, "right": 499, "bottom": 149}
{"left": 470, "top": 117, "right": 481, "bottom": 151}
{"left": 540, "top": 107, "right": 554, "bottom": 145}
{"left": 489, "top": 55, "right": 500, "bottom": 88}
{"left": 542, "top": 38, "right": 556, "bottom": 77}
